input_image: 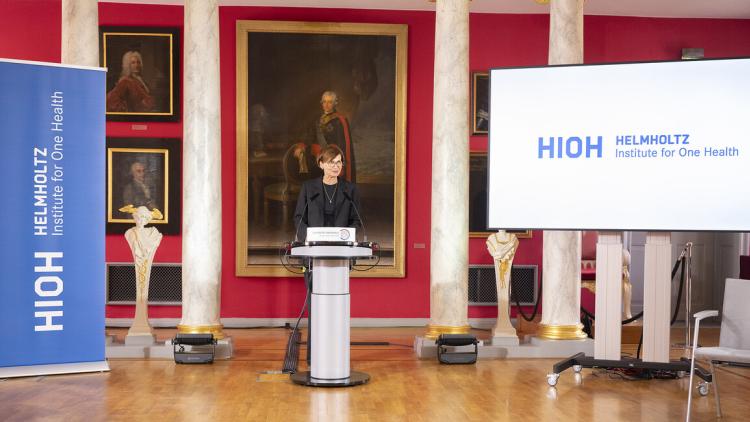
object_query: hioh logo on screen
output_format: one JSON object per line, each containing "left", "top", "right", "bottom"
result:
{"left": 538, "top": 136, "right": 603, "bottom": 159}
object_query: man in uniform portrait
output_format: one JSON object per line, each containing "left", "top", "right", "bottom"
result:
{"left": 312, "top": 91, "right": 356, "bottom": 182}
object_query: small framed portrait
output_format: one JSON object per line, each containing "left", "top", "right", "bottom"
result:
{"left": 106, "top": 138, "right": 181, "bottom": 234}
{"left": 471, "top": 72, "right": 489, "bottom": 135}
{"left": 100, "top": 26, "right": 180, "bottom": 122}
{"left": 469, "top": 152, "right": 531, "bottom": 239}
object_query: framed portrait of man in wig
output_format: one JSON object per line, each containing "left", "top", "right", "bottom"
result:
{"left": 106, "top": 137, "right": 181, "bottom": 234}
{"left": 100, "top": 26, "right": 180, "bottom": 122}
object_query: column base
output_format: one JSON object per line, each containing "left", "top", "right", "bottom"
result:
{"left": 177, "top": 323, "right": 225, "bottom": 340}
{"left": 537, "top": 323, "right": 587, "bottom": 340}
{"left": 414, "top": 335, "right": 592, "bottom": 359}
{"left": 424, "top": 324, "right": 471, "bottom": 340}
{"left": 107, "top": 336, "right": 233, "bottom": 360}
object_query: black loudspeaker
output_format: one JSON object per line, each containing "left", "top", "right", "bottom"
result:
{"left": 435, "top": 334, "right": 479, "bottom": 364}
{"left": 173, "top": 334, "right": 216, "bottom": 364}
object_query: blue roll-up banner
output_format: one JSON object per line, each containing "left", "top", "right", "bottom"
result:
{"left": 0, "top": 59, "right": 109, "bottom": 377}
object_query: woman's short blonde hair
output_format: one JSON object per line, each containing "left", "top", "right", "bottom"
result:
{"left": 317, "top": 144, "right": 344, "bottom": 166}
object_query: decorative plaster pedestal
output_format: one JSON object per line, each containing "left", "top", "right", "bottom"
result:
{"left": 487, "top": 231, "right": 520, "bottom": 347}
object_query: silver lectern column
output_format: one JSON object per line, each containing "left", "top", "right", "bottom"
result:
{"left": 290, "top": 244, "right": 372, "bottom": 387}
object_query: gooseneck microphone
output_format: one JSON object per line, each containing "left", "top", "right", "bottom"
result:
{"left": 294, "top": 192, "right": 319, "bottom": 243}
{"left": 342, "top": 190, "right": 367, "bottom": 242}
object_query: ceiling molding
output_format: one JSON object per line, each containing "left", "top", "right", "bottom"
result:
{"left": 100, "top": 0, "right": 750, "bottom": 19}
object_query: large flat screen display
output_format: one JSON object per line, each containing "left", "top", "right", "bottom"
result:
{"left": 488, "top": 58, "right": 750, "bottom": 231}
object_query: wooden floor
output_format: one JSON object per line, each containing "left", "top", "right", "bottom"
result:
{"left": 1, "top": 327, "right": 749, "bottom": 421}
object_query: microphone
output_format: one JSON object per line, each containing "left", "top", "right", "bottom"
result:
{"left": 294, "top": 192, "right": 319, "bottom": 244}
{"left": 342, "top": 190, "right": 367, "bottom": 243}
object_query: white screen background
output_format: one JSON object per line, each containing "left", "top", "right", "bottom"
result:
{"left": 488, "top": 58, "right": 750, "bottom": 231}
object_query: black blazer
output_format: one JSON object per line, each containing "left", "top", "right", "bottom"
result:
{"left": 293, "top": 177, "right": 362, "bottom": 241}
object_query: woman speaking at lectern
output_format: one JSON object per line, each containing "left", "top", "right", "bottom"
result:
{"left": 293, "top": 144, "right": 362, "bottom": 241}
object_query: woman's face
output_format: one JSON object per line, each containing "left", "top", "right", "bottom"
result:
{"left": 320, "top": 154, "right": 343, "bottom": 179}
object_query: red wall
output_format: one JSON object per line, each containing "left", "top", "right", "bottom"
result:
{"left": 3, "top": 1, "right": 750, "bottom": 320}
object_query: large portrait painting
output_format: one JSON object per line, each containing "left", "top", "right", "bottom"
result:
{"left": 235, "top": 21, "right": 407, "bottom": 277}
{"left": 100, "top": 26, "right": 180, "bottom": 122}
{"left": 469, "top": 152, "right": 530, "bottom": 239}
{"left": 106, "top": 138, "right": 181, "bottom": 234}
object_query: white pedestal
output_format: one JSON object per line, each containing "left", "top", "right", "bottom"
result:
{"left": 414, "top": 334, "right": 592, "bottom": 359}
{"left": 125, "top": 333, "right": 156, "bottom": 346}
{"left": 491, "top": 334, "right": 520, "bottom": 346}
{"left": 106, "top": 336, "right": 233, "bottom": 360}
{"left": 643, "top": 232, "right": 671, "bottom": 363}
{"left": 594, "top": 232, "right": 623, "bottom": 360}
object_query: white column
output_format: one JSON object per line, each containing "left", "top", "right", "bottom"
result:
{"left": 178, "top": 0, "right": 224, "bottom": 339}
{"left": 537, "top": 0, "right": 586, "bottom": 341}
{"left": 538, "top": 231, "right": 586, "bottom": 339}
{"left": 426, "top": 0, "right": 471, "bottom": 339}
{"left": 642, "top": 232, "right": 671, "bottom": 362}
{"left": 548, "top": 0, "right": 584, "bottom": 66}
{"left": 594, "top": 232, "right": 623, "bottom": 359}
{"left": 61, "top": 0, "right": 98, "bottom": 67}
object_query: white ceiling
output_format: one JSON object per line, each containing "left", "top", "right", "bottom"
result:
{"left": 102, "top": 0, "right": 750, "bottom": 19}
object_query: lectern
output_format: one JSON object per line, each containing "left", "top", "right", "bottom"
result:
{"left": 289, "top": 241, "right": 373, "bottom": 387}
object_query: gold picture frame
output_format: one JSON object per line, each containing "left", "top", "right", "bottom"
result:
{"left": 100, "top": 27, "right": 180, "bottom": 122}
{"left": 235, "top": 20, "right": 407, "bottom": 277}
{"left": 471, "top": 72, "right": 489, "bottom": 135}
{"left": 469, "top": 152, "right": 531, "bottom": 239}
{"left": 106, "top": 137, "right": 181, "bottom": 234}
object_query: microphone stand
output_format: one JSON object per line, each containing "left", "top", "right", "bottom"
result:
{"left": 294, "top": 192, "right": 318, "bottom": 244}
{"left": 343, "top": 191, "right": 367, "bottom": 243}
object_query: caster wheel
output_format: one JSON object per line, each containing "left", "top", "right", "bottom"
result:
{"left": 698, "top": 382, "right": 709, "bottom": 396}
{"left": 573, "top": 365, "right": 583, "bottom": 373}
{"left": 547, "top": 373, "right": 559, "bottom": 387}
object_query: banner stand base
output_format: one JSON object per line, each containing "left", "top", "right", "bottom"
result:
{"left": 0, "top": 361, "right": 110, "bottom": 379}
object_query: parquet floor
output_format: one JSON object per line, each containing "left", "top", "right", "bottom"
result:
{"left": 1, "top": 327, "right": 748, "bottom": 421}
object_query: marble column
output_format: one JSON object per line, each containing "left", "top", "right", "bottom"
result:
{"left": 547, "top": 0, "right": 584, "bottom": 66}
{"left": 177, "top": 0, "right": 224, "bottom": 339}
{"left": 538, "top": 231, "right": 587, "bottom": 339}
{"left": 537, "top": 0, "right": 587, "bottom": 340}
{"left": 61, "top": 0, "right": 98, "bottom": 67}
{"left": 425, "top": 0, "right": 471, "bottom": 340}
